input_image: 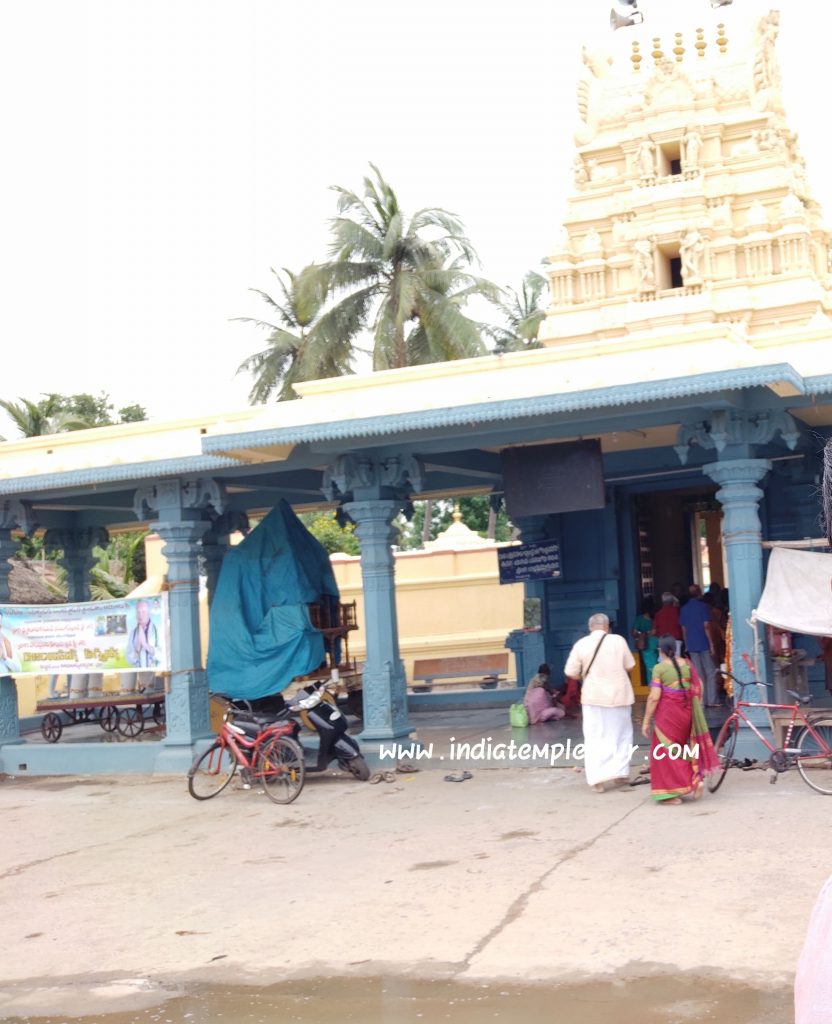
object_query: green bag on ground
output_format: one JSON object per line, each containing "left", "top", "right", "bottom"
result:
{"left": 509, "top": 703, "right": 529, "bottom": 728}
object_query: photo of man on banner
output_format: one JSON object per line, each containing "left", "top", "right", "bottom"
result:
{"left": 0, "top": 611, "right": 21, "bottom": 675}
{"left": 127, "top": 600, "right": 160, "bottom": 669}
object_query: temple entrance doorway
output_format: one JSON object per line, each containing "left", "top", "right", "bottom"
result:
{"left": 634, "top": 486, "right": 725, "bottom": 604}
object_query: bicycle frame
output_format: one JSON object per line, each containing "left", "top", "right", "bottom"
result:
{"left": 215, "top": 716, "right": 294, "bottom": 772}
{"left": 728, "top": 697, "right": 820, "bottom": 754}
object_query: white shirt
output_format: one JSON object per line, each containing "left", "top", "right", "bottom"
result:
{"left": 564, "top": 629, "right": 635, "bottom": 708}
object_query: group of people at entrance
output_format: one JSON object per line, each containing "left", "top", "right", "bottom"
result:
{"left": 631, "top": 583, "right": 729, "bottom": 708}
{"left": 525, "top": 612, "right": 719, "bottom": 804}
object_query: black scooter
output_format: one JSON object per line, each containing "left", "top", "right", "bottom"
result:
{"left": 229, "top": 679, "right": 370, "bottom": 782}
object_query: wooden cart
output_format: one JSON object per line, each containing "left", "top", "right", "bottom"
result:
{"left": 300, "top": 601, "right": 363, "bottom": 713}
{"left": 36, "top": 692, "right": 166, "bottom": 743}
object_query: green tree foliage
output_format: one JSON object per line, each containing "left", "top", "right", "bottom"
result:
{"left": 0, "top": 393, "right": 147, "bottom": 438}
{"left": 487, "top": 270, "right": 548, "bottom": 354}
{"left": 298, "top": 511, "right": 360, "bottom": 556}
{"left": 13, "top": 530, "right": 149, "bottom": 600}
{"left": 238, "top": 166, "right": 502, "bottom": 402}
{"left": 322, "top": 165, "right": 499, "bottom": 371}
{"left": 235, "top": 265, "right": 354, "bottom": 403}
{"left": 397, "top": 497, "right": 513, "bottom": 549}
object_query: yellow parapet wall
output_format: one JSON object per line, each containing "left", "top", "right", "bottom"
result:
{"left": 330, "top": 543, "right": 525, "bottom": 685}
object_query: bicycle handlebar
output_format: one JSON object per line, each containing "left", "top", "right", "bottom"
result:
{"left": 721, "top": 671, "right": 771, "bottom": 691}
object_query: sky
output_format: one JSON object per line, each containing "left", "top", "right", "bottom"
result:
{"left": 1, "top": 0, "right": 830, "bottom": 439}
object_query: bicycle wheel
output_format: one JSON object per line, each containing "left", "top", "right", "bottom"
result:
{"left": 708, "top": 716, "right": 739, "bottom": 793}
{"left": 188, "top": 743, "right": 237, "bottom": 800}
{"left": 796, "top": 718, "right": 832, "bottom": 796}
{"left": 256, "top": 736, "right": 305, "bottom": 805}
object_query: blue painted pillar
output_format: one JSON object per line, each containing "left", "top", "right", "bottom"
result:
{"left": 44, "top": 527, "right": 109, "bottom": 602}
{"left": 343, "top": 498, "right": 410, "bottom": 741}
{"left": 43, "top": 527, "right": 108, "bottom": 699}
{"left": 155, "top": 518, "right": 212, "bottom": 748}
{"left": 201, "top": 511, "right": 249, "bottom": 607}
{"left": 324, "top": 452, "right": 424, "bottom": 744}
{"left": 0, "top": 528, "right": 21, "bottom": 745}
{"left": 704, "top": 458, "right": 771, "bottom": 739}
{"left": 512, "top": 515, "right": 549, "bottom": 679}
{"left": 135, "top": 480, "right": 224, "bottom": 765}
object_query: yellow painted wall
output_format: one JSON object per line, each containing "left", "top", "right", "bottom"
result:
{"left": 330, "top": 546, "right": 525, "bottom": 683}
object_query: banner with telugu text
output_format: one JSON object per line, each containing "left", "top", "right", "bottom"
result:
{"left": 0, "top": 595, "right": 170, "bottom": 676}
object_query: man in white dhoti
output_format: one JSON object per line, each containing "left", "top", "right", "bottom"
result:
{"left": 564, "top": 613, "right": 635, "bottom": 792}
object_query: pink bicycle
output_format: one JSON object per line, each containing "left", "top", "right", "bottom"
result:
{"left": 708, "top": 671, "right": 832, "bottom": 796}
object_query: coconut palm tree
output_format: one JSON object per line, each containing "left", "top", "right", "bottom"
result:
{"left": 488, "top": 270, "right": 549, "bottom": 354}
{"left": 236, "top": 264, "right": 357, "bottom": 403}
{"left": 319, "top": 164, "right": 499, "bottom": 371}
{"left": 0, "top": 395, "right": 62, "bottom": 438}
{"left": 0, "top": 394, "right": 115, "bottom": 439}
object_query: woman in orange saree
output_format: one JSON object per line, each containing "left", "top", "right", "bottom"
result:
{"left": 641, "top": 635, "right": 720, "bottom": 804}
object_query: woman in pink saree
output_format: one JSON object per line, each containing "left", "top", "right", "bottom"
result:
{"left": 641, "top": 635, "right": 720, "bottom": 804}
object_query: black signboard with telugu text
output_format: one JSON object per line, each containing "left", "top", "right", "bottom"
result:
{"left": 500, "top": 440, "right": 605, "bottom": 518}
{"left": 498, "top": 539, "right": 562, "bottom": 585}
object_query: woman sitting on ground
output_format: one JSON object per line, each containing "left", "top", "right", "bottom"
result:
{"left": 641, "top": 635, "right": 719, "bottom": 804}
{"left": 524, "top": 664, "right": 566, "bottom": 724}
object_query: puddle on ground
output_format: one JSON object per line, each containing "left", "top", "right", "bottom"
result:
{"left": 0, "top": 975, "right": 792, "bottom": 1023}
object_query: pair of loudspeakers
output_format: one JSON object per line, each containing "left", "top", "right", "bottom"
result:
{"left": 610, "top": 0, "right": 732, "bottom": 32}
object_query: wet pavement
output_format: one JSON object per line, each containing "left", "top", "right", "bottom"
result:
{"left": 0, "top": 976, "right": 793, "bottom": 1023}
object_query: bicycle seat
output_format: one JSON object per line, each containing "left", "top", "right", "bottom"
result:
{"left": 228, "top": 719, "right": 262, "bottom": 738}
{"left": 786, "top": 689, "right": 813, "bottom": 705}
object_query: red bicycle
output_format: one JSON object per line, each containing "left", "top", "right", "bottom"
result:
{"left": 188, "top": 704, "right": 305, "bottom": 804}
{"left": 708, "top": 671, "right": 832, "bottom": 795}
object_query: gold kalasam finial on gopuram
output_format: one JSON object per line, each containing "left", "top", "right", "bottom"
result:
{"left": 695, "top": 27, "right": 706, "bottom": 58}
{"left": 716, "top": 22, "right": 728, "bottom": 54}
{"left": 631, "top": 40, "right": 643, "bottom": 72}
{"left": 452, "top": 503, "right": 462, "bottom": 523}
{"left": 652, "top": 36, "right": 664, "bottom": 65}
{"left": 674, "top": 32, "right": 685, "bottom": 63}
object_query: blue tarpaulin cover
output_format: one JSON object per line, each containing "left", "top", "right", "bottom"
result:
{"left": 206, "top": 500, "right": 341, "bottom": 699}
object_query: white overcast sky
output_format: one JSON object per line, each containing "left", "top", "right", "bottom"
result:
{"left": 1, "top": 1, "right": 829, "bottom": 438}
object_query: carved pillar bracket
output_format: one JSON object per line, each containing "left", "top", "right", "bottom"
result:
{"left": 0, "top": 500, "right": 37, "bottom": 536}
{"left": 43, "top": 526, "right": 109, "bottom": 603}
{"left": 323, "top": 453, "right": 424, "bottom": 508}
{"left": 134, "top": 478, "right": 227, "bottom": 523}
{"left": 202, "top": 511, "right": 250, "bottom": 606}
{"left": 342, "top": 498, "right": 411, "bottom": 742}
{"left": 704, "top": 459, "right": 772, "bottom": 731}
{"left": 675, "top": 410, "right": 801, "bottom": 465}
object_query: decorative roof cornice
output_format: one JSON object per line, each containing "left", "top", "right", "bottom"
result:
{"left": 804, "top": 374, "right": 832, "bottom": 395}
{"left": 202, "top": 364, "right": 806, "bottom": 453}
{"left": 0, "top": 455, "right": 240, "bottom": 498}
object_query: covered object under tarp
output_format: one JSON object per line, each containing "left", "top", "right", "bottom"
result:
{"left": 754, "top": 547, "right": 832, "bottom": 637}
{"left": 206, "top": 500, "right": 341, "bottom": 700}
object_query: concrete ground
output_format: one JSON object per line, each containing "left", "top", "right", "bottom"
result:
{"left": 0, "top": 704, "right": 828, "bottom": 1019}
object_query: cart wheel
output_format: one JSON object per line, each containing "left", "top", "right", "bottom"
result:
{"left": 99, "top": 705, "right": 120, "bottom": 732}
{"left": 41, "top": 712, "right": 63, "bottom": 743}
{"left": 117, "top": 706, "right": 145, "bottom": 738}
{"left": 152, "top": 701, "right": 165, "bottom": 726}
